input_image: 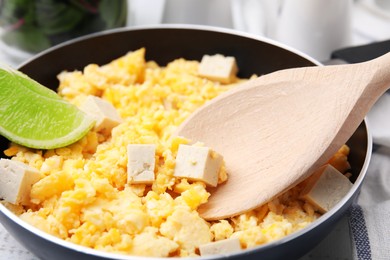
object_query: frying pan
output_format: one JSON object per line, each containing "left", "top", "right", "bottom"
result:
{"left": 0, "top": 25, "right": 372, "bottom": 260}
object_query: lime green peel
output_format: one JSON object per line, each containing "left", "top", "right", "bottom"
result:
{"left": 0, "top": 65, "right": 95, "bottom": 149}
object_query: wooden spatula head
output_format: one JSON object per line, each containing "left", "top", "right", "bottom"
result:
{"left": 177, "top": 53, "right": 390, "bottom": 220}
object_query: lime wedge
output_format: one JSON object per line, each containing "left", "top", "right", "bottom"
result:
{"left": 0, "top": 65, "right": 95, "bottom": 149}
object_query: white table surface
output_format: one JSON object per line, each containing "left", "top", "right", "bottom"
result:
{"left": 0, "top": 1, "right": 389, "bottom": 259}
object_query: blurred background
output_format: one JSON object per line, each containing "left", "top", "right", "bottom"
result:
{"left": 0, "top": 1, "right": 389, "bottom": 260}
{"left": 1, "top": 0, "right": 390, "bottom": 65}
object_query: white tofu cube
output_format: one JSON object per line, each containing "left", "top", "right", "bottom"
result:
{"left": 174, "top": 144, "right": 223, "bottom": 187}
{"left": 199, "top": 237, "right": 242, "bottom": 256}
{"left": 80, "top": 95, "right": 122, "bottom": 135}
{"left": 0, "top": 159, "right": 42, "bottom": 205}
{"left": 198, "top": 54, "right": 238, "bottom": 84}
{"left": 127, "top": 144, "right": 156, "bottom": 184}
{"left": 301, "top": 164, "right": 353, "bottom": 213}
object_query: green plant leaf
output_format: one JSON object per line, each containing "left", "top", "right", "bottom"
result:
{"left": 1, "top": 25, "right": 51, "bottom": 53}
{"left": 35, "top": 0, "right": 84, "bottom": 35}
{"left": 98, "top": 0, "right": 127, "bottom": 28}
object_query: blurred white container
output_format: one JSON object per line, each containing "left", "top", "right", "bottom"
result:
{"left": 231, "top": 0, "right": 281, "bottom": 37}
{"left": 274, "top": 0, "right": 352, "bottom": 61}
{"left": 162, "top": 0, "right": 233, "bottom": 28}
{"left": 127, "top": 0, "right": 166, "bottom": 26}
{"left": 231, "top": 0, "right": 353, "bottom": 61}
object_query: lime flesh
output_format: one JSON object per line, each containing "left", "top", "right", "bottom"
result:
{"left": 0, "top": 66, "right": 95, "bottom": 149}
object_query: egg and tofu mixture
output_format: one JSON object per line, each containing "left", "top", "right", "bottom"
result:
{"left": 0, "top": 48, "right": 353, "bottom": 257}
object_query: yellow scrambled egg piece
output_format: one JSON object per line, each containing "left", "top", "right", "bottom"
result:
{"left": 4, "top": 48, "right": 351, "bottom": 257}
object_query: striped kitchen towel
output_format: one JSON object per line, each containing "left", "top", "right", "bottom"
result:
{"left": 350, "top": 93, "right": 390, "bottom": 260}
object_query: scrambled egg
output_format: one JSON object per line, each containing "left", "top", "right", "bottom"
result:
{"left": 3, "top": 48, "right": 351, "bottom": 257}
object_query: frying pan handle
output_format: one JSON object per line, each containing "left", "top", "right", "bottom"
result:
{"left": 331, "top": 39, "right": 390, "bottom": 64}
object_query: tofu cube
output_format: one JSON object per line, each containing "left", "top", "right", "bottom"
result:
{"left": 80, "top": 95, "right": 123, "bottom": 135}
{"left": 198, "top": 54, "right": 238, "bottom": 84}
{"left": 0, "top": 159, "right": 42, "bottom": 205}
{"left": 174, "top": 144, "right": 223, "bottom": 187}
{"left": 301, "top": 164, "right": 353, "bottom": 213}
{"left": 127, "top": 144, "right": 156, "bottom": 184}
{"left": 199, "top": 237, "right": 242, "bottom": 256}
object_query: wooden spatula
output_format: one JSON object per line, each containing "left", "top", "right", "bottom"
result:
{"left": 176, "top": 52, "right": 390, "bottom": 220}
